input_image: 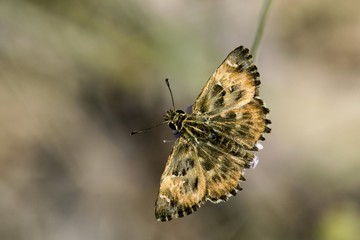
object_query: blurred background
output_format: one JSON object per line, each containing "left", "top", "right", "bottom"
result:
{"left": 1, "top": 0, "right": 360, "bottom": 239}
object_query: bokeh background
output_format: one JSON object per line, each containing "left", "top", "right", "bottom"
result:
{"left": 1, "top": 0, "right": 360, "bottom": 239}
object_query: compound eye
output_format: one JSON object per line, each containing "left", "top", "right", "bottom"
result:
{"left": 176, "top": 110, "right": 185, "bottom": 114}
{"left": 169, "top": 122, "right": 176, "bottom": 130}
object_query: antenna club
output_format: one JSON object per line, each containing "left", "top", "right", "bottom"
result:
{"left": 165, "top": 78, "right": 176, "bottom": 110}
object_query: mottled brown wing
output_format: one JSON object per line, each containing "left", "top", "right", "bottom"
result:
{"left": 192, "top": 46, "right": 260, "bottom": 115}
{"left": 193, "top": 45, "right": 270, "bottom": 151}
{"left": 155, "top": 137, "right": 206, "bottom": 221}
{"left": 195, "top": 140, "right": 254, "bottom": 203}
{"left": 155, "top": 134, "right": 255, "bottom": 221}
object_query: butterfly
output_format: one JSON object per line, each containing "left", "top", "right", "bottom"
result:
{"left": 137, "top": 46, "right": 271, "bottom": 221}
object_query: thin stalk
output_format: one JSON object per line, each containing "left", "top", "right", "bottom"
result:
{"left": 251, "top": 0, "right": 273, "bottom": 60}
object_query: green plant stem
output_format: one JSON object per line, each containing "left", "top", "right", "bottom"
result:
{"left": 251, "top": 0, "right": 273, "bottom": 60}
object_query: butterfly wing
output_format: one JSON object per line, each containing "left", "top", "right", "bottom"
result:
{"left": 155, "top": 137, "right": 206, "bottom": 221}
{"left": 195, "top": 139, "right": 253, "bottom": 203}
{"left": 154, "top": 131, "right": 256, "bottom": 221}
{"left": 193, "top": 45, "right": 270, "bottom": 152}
{"left": 193, "top": 46, "right": 261, "bottom": 115}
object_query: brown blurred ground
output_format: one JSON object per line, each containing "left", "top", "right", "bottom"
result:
{"left": 1, "top": 0, "right": 360, "bottom": 239}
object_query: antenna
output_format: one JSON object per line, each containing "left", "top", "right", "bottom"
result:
{"left": 130, "top": 122, "right": 166, "bottom": 136}
{"left": 165, "top": 78, "right": 175, "bottom": 110}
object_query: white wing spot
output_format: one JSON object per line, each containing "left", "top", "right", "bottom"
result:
{"left": 160, "top": 194, "right": 171, "bottom": 203}
{"left": 225, "top": 59, "right": 238, "bottom": 68}
{"left": 256, "top": 142, "right": 264, "bottom": 150}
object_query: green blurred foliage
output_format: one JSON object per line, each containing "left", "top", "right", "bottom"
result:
{"left": 317, "top": 202, "right": 360, "bottom": 240}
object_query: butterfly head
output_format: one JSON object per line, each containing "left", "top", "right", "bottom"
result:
{"left": 164, "top": 109, "right": 186, "bottom": 132}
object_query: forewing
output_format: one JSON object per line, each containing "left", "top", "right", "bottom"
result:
{"left": 192, "top": 46, "right": 260, "bottom": 115}
{"left": 155, "top": 138, "right": 206, "bottom": 221}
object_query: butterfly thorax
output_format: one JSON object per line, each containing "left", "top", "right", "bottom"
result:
{"left": 164, "top": 109, "right": 188, "bottom": 132}
{"left": 165, "top": 110, "right": 215, "bottom": 144}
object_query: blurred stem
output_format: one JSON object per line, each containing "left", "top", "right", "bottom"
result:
{"left": 251, "top": 0, "right": 273, "bottom": 60}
